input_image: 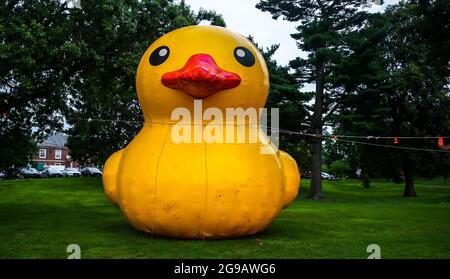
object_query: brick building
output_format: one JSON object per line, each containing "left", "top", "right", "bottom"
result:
{"left": 32, "top": 134, "right": 78, "bottom": 169}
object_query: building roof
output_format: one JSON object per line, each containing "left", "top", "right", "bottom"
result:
{"left": 39, "top": 134, "right": 68, "bottom": 148}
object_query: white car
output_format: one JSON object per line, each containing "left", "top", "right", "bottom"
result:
{"left": 63, "top": 168, "right": 81, "bottom": 177}
{"left": 321, "top": 172, "right": 335, "bottom": 180}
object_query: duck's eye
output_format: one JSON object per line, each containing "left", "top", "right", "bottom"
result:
{"left": 234, "top": 47, "right": 255, "bottom": 67}
{"left": 149, "top": 46, "right": 170, "bottom": 66}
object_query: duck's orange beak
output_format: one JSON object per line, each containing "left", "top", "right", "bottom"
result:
{"left": 161, "top": 54, "right": 241, "bottom": 99}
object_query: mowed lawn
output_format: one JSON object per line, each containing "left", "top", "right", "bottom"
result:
{"left": 0, "top": 177, "right": 449, "bottom": 259}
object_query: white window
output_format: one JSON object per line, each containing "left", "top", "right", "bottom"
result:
{"left": 55, "top": 149, "right": 62, "bottom": 159}
{"left": 39, "top": 149, "right": 46, "bottom": 159}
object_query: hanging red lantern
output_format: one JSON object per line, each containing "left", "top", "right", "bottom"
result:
{"left": 393, "top": 137, "right": 398, "bottom": 144}
{"left": 438, "top": 136, "right": 444, "bottom": 147}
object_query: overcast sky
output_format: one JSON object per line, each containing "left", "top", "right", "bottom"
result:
{"left": 185, "top": 0, "right": 400, "bottom": 66}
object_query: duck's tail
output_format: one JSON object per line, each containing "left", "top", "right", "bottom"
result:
{"left": 102, "top": 149, "right": 124, "bottom": 205}
{"left": 278, "top": 150, "right": 300, "bottom": 208}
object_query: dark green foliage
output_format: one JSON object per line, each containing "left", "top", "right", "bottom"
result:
{"left": 64, "top": 0, "right": 229, "bottom": 166}
{"left": 0, "top": 0, "right": 226, "bottom": 168}
{"left": 329, "top": 160, "right": 351, "bottom": 178}
{"left": 196, "top": 7, "right": 226, "bottom": 27}
{"left": 0, "top": 117, "right": 35, "bottom": 175}
{"left": 0, "top": 0, "right": 69, "bottom": 172}
{"left": 336, "top": 0, "right": 450, "bottom": 191}
{"left": 64, "top": 0, "right": 201, "bottom": 165}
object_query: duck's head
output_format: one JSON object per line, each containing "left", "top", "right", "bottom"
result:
{"left": 136, "top": 25, "right": 269, "bottom": 122}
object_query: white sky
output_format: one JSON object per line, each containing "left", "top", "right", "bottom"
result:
{"left": 185, "top": 0, "right": 400, "bottom": 66}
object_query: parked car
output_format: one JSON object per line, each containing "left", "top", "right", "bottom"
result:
{"left": 42, "top": 168, "right": 64, "bottom": 178}
{"left": 1, "top": 168, "right": 21, "bottom": 179}
{"left": 321, "top": 172, "right": 336, "bottom": 180}
{"left": 81, "top": 167, "right": 102, "bottom": 177}
{"left": 300, "top": 170, "right": 311, "bottom": 179}
{"left": 19, "top": 167, "right": 42, "bottom": 178}
{"left": 63, "top": 168, "right": 81, "bottom": 177}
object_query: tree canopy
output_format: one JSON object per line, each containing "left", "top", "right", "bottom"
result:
{"left": 0, "top": 0, "right": 226, "bottom": 171}
{"left": 337, "top": 0, "right": 450, "bottom": 194}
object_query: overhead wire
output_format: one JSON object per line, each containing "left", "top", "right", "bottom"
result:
{"left": 36, "top": 116, "right": 450, "bottom": 153}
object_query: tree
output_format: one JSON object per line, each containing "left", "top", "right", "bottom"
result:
{"left": 337, "top": 0, "right": 450, "bottom": 194}
{"left": 381, "top": 0, "right": 450, "bottom": 196}
{"left": 0, "top": 0, "right": 71, "bottom": 175}
{"left": 65, "top": 0, "right": 224, "bottom": 166}
{"left": 0, "top": 114, "right": 36, "bottom": 176}
{"left": 256, "top": 0, "right": 370, "bottom": 199}
{"left": 196, "top": 7, "right": 226, "bottom": 27}
{"left": 0, "top": 0, "right": 226, "bottom": 170}
{"left": 333, "top": 12, "right": 391, "bottom": 188}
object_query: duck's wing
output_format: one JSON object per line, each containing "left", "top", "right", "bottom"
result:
{"left": 278, "top": 150, "right": 300, "bottom": 208}
{"left": 102, "top": 149, "right": 124, "bottom": 205}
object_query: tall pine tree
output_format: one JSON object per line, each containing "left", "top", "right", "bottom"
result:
{"left": 256, "top": 0, "right": 370, "bottom": 199}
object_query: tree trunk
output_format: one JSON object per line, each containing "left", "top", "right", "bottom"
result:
{"left": 362, "top": 173, "right": 370, "bottom": 188}
{"left": 361, "top": 148, "right": 370, "bottom": 188}
{"left": 403, "top": 159, "right": 416, "bottom": 197}
{"left": 310, "top": 136, "right": 324, "bottom": 199}
{"left": 309, "top": 64, "right": 325, "bottom": 200}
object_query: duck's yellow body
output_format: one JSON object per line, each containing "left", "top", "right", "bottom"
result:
{"left": 102, "top": 26, "right": 300, "bottom": 239}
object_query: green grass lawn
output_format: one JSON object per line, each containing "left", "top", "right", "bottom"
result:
{"left": 0, "top": 177, "right": 449, "bottom": 259}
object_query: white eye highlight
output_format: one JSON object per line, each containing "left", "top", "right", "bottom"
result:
{"left": 236, "top": 49, "right": 246, "bottom": 58}
{"left": 159, "top": 48, "right": 168, "bottom": 57}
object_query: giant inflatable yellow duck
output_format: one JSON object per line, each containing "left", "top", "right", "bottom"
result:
{"left": 102, "top": 26, "right": 300, "bottom": 239}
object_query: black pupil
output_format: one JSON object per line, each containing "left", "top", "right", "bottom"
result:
{"left": 149, "top": 46, "right": 170, "bottom": 66}
{"left": 234, "top": 47, "right": 255, "bottom": 67}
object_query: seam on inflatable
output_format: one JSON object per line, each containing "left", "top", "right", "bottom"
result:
{"left": 202, "top": 142, "right": 208, "bottom": 240}
{"left": 152, "top": 124, "right": 170, "bottom": 237}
